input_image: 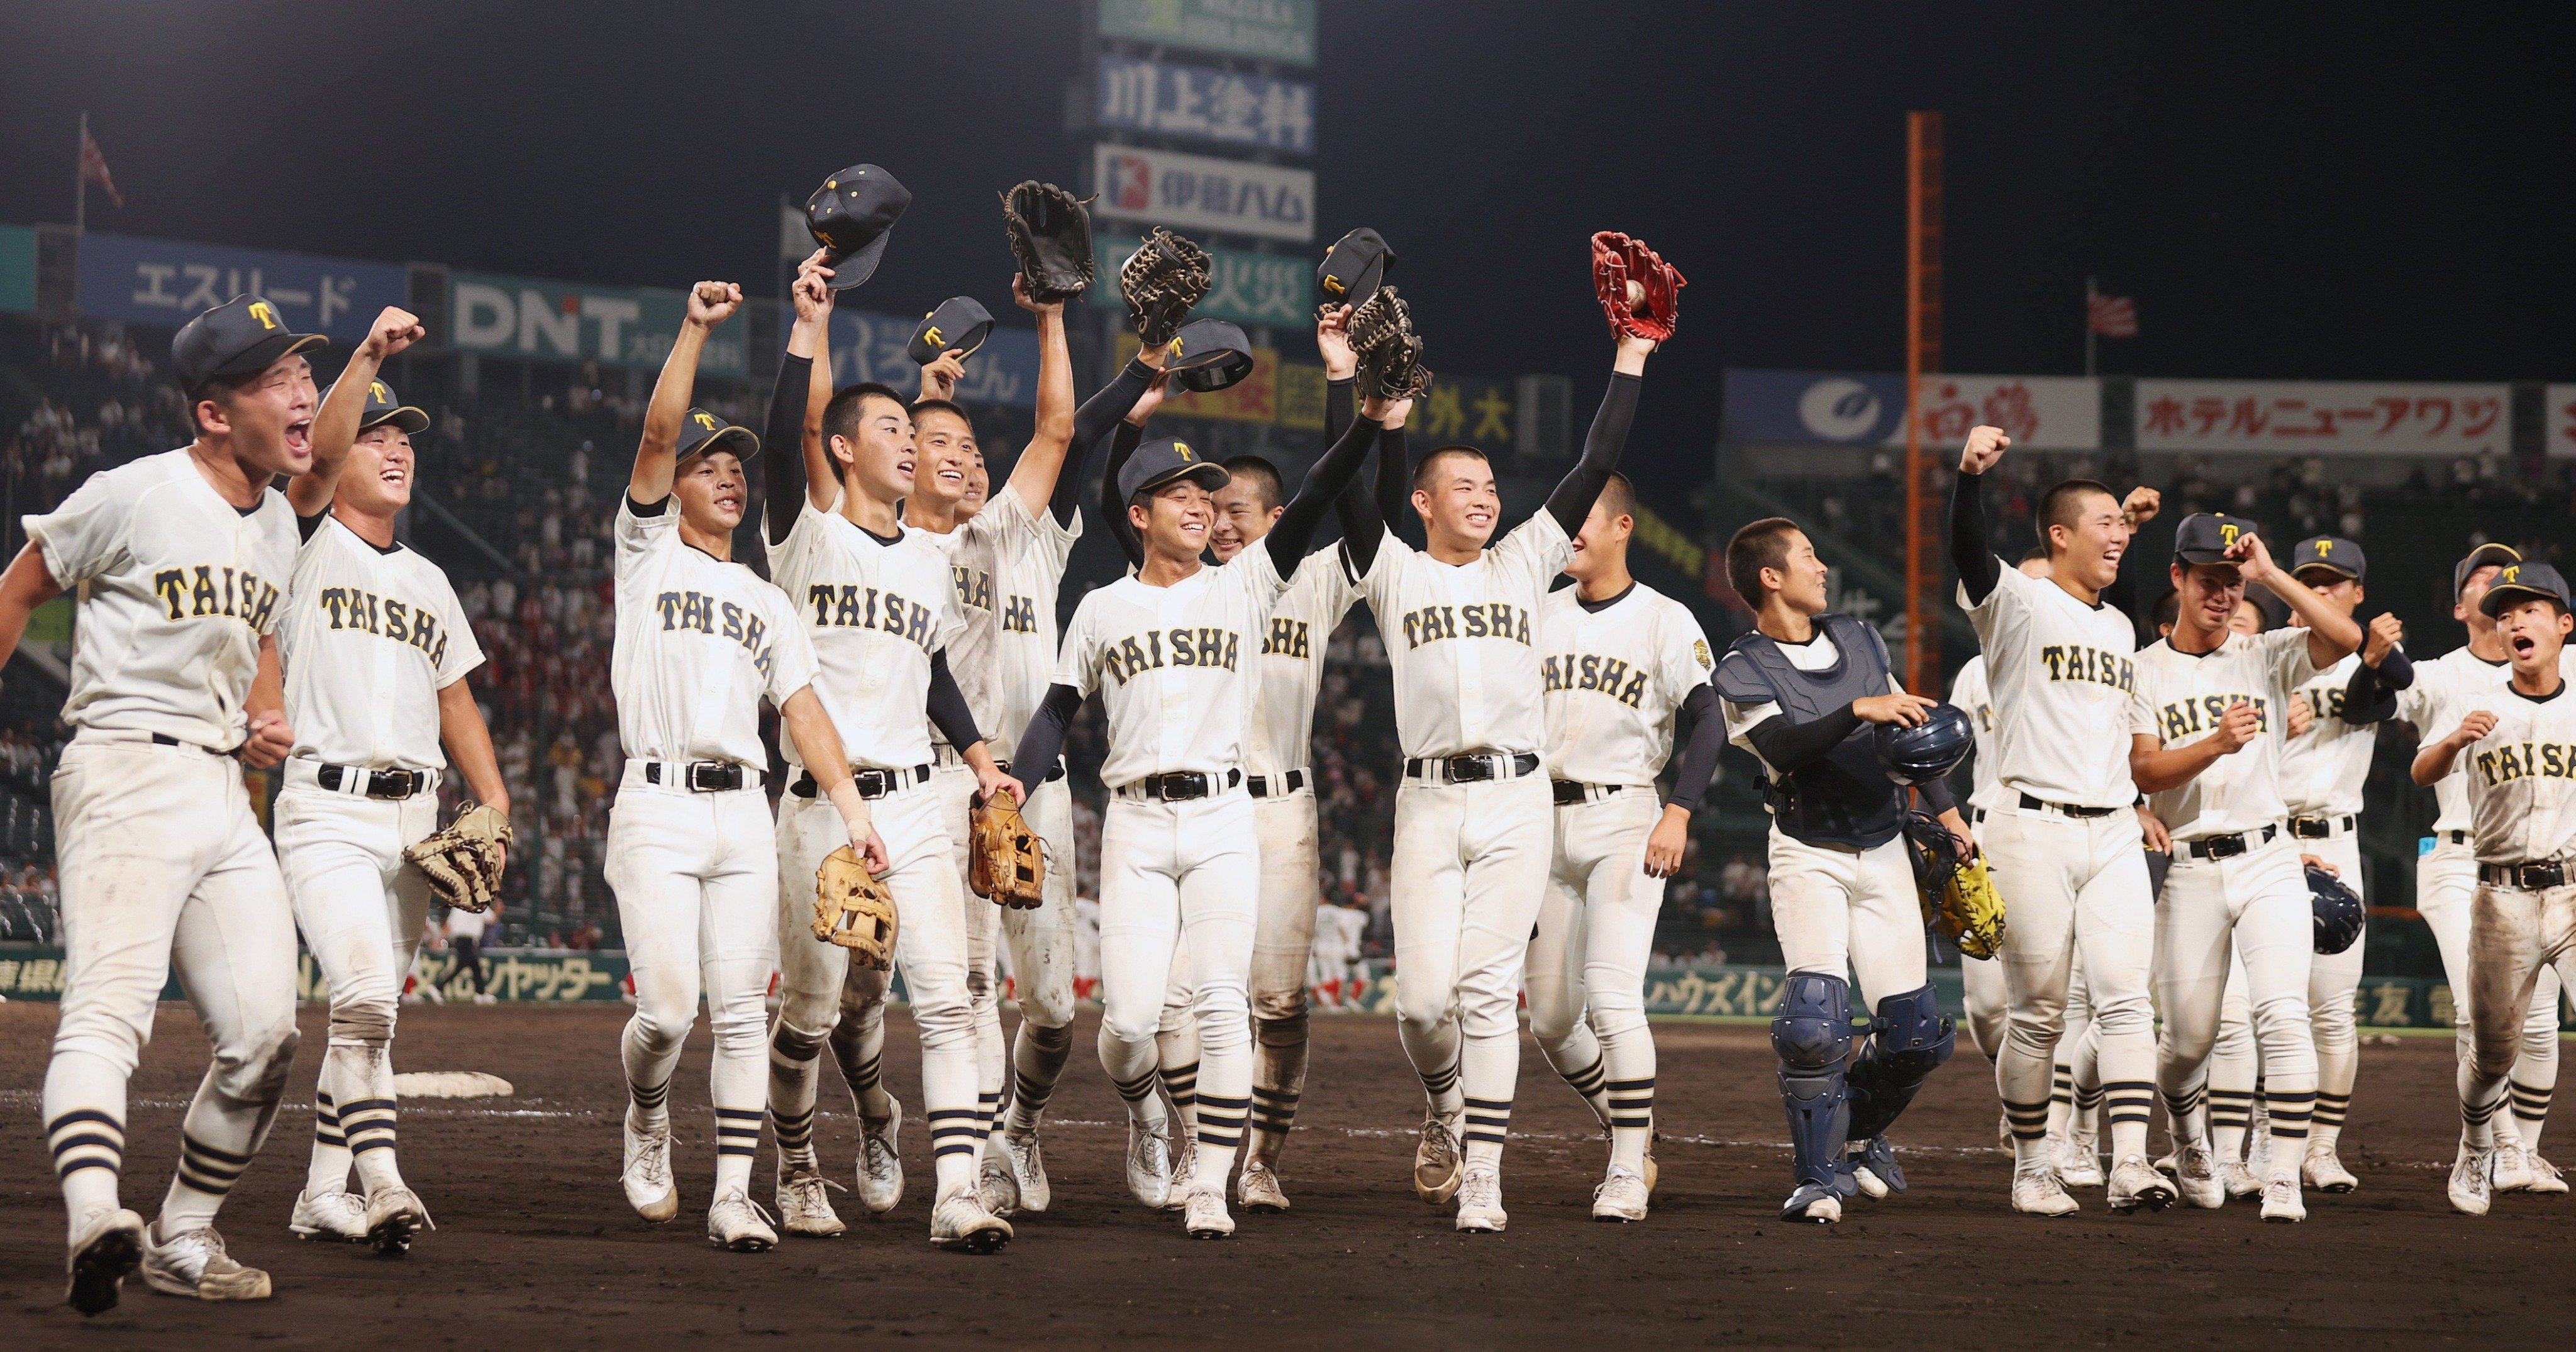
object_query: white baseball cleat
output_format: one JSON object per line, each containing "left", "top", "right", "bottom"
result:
{"left": 2107, "top": 1153, "right": 2177, "bottom": 1213}
{"left": 2247, "top": 1108, "right": 2273, "bottom": 1178}
{"left": 2490, "top": 1134, "right": 2535, "bottom": 1193}
{"left": 2218, "top": 1158, "right": 2263, "bottom": 1200}
{"left": 858, "top": 1102, "right": 905, "bottom": 1214}
{"left": 776, "top": 1165, "right": 847, "bottom": 1238}
{"left": 1453, "top": 1166, "right": 1507, "bottom": 1233}
{"left": 1238, "top": 1158, "right": 1291, "bottom": 1213}
{"left": 287, "top": 1187, "right": 369, "bottom": 1242}
{"left": 65, "top": 1205, "right": 147, "bottom": 1316}
{"left": 2009, "top": 1160, "right": 2079, "bottom": 1217}
{"left": 977, "top": 1134, "right": 1022, "bottom": 1218}
{"left": 2258, "top": 1176, "right": 2306, "bottom": 1223}
{"left": 1163, "top": 1130, "right": 1197, "bottom": 1211}
{"left": 1003, "top": 1129, "right": 1051, "bottom": 1214}
{"left": 2447, "top": 1146, "right": 2493, "bottom": 1216}
{"left": 141, "top": 1225, "right": 272, "bottom": 1302}
{"left": 2302, "top": 1139, "right": 2359, "bottom": 1194}
{"left": 621, "top": 1108, "right": 680, "bottom": 1222}
{"left": 363, "top": 1185, "right": 433, "bottom": 1257}
{"left": 2171, "top": 1141, "right": 2224, "bottom": 1209}
{"left": 928, "top": 1187, "right": 1013, "bottom": 1253}
{"left": 706, "top": 1189, "right": 779, "bottom": 1251}
{"left": 2525, "top": 1153, "right": 2567, "bottom": 1195}
{"left": 2060, "top": 1131, "right": 2105, "bottom": 1189}
{"left": 1414, "top": 1113, "right": 1464, "bottom": 1205}
{"left": 1784, "top": 1181, "right": 1842, "bottom": 1223}
{"left": 1591, "top": 1165, "right": 1649, "bottom": 1222}
{"left": 1182, "top": 1182, "right": 1235, "bottom": 1239}
{"left": 1125, "top": 1120, "right": 1174, "bottom": 1209}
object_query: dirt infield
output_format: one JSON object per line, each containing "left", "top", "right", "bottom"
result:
{"left": 2, "top": 1002, "right": 2569, "bottom": 1348}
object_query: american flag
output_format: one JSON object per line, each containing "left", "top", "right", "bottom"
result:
{"left": 2087, "top": 292, "right": 2137, "bottom": 338}
{"left": 80, "top": 125, "right": 124, "bottom": 208}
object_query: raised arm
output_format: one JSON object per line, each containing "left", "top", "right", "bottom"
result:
{"left": 1001, "top": 276, "right": 1077, "bottom": 518}
{"left": 631, "top": 281, "right": 741, "bottom": 504}
{"left": 767, "top": 255, "right": 836, "bottom": 543}
{"left": 292, "top": 306, "right": 423, "bottom": 517}
{"left": 1058, "top": 349, "right": 1165, "bottom": 528}
{"left": 1542, "top": 335, "right": 1653, "bottom": 535}
{"left": 1950, "top": 426, "right": 2010, "bottom": 604}
{"left": 2340, "top": 620, "right": 2414, "bottom": 726}
{"left": 2229, "top": 533, "right": 2362, "bottom": 668}
{"left": 1097, "top": 418, "right": 1152, "bottom": 568}
{"left": 1264, "top": 402, "right": 1387, "bottom": 573}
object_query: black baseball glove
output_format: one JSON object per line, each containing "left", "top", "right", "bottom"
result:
{"left": 1118, "top": 228, "right": 1213, "bottom": 346}
{"left": 1001, "top": 181, "right": 1096, "bottom": 304}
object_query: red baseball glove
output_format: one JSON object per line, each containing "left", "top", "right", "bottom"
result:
{"left": 1591, "top": 231, "right": 1686, "bottom": 343}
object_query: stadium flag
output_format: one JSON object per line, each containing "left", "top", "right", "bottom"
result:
{"left": 2087, "top": 291, "right": 2137, "bottom": 338}
{"left": 79, "top": 118, "right": 124, "bottom": 209}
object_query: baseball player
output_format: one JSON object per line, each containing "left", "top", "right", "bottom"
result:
{"left": 2127, "top": 514, "right": 2360, "bottom": 1222}
{"left": 1005, "top": 396, "right": 1383, "bottom": 1239}
{"left": 1948, "top": 425, "right": 2174, "bottom": 1216}
{"left": 2411, "top": 562, "right": 2576, "bottom": 1215}
{"left": 1, "top": 295, "right": 318, "bottom": 1312}
{"left": 748, "top": 260, "right": 1021, "bottom": 1251}
{"left": 1526, "top": 471, "right": 1723, "bottom": 1222}
{"left": 1328, "top": 326, "right": 1655, "bottom": 1233}
{"left": 1717, "top": 517, "right": 1968, "bottom": 1222}
{"left": 275, "top": 308, "right": 509, "bottom": 1256}
{"left": 1950, "top": 649, "right": 2009, "bottom": 1069}
{"left": 604, "top": 280, "right": 891, "bottom": 1254}
{"left": 2361, "top": 543, "right": 2573, "bottom": 1197}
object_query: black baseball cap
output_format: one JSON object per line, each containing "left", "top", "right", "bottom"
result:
{"left": 906, "top": 296, "right": 994, "bottom": 367}
{"left": 674, "top": 407, "right": 758, "bottom": 464}
{"left": 2172, "top": 512, "right": 2257, "bottom": 566}
{"left": 1166, "top": 318, "right": 1253, "bottom": 394}
{"left": 172, "top": 294, "right": 329, "bottom": 392}
{"left": 1316, "top": 227, "right": 1395, "bottom": 313}
{"left": 806, "top": 164, "right": 911, "bottom": 291}
{"left": 2453, "top": 541, "right": 2522, "bottom": 599}
{"left": 2479, "top": 561, "right": 2570, "bottom": 617}
{"left": 2289, "top": 535, "right": 2364, "bottom": 582}
{"left": 357, "top": 377, "right": 430, "bottom": 435}
{"left": 1116, "top": 437, "right": 1228, "bottom": 502}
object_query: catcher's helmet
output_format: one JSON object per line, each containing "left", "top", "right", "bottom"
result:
{"left": 2309, "top": 864, "right": 2364, "bottom": 955}
{"left": 1875, "top": 704, "right": 1974, "bottom": 785}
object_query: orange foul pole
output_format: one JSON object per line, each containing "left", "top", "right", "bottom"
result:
{"left": 1904, "top": 111, "right": 1945, "bottom": 697}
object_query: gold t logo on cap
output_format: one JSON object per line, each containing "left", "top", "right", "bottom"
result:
{"left": 694, "top": 411, "right": 717, "bottom": 431}
{"left": 1174, "top": 443, "right": 1194, "bottom": 461}
{"left": 2316, "top": 540, "right": 2332, "bottom": 556}
{"left": 924, "top": 326, "right": 945, "bottom": 347}
{"left": 248, "top": 301, "right": 279, "bottom": 330}
{"left": 370, "top": 380, "right": 391, "bottom": 402}
{"left": 2219, "top": 523, "right": 2240, "bottom": 546}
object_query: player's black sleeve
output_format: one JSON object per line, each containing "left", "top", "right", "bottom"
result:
{"left": 1663, "top": 683, "right": 1725, "bottom": 814}
{"left": 1325, "top": 375, "right": 1352, "bottom": 444}
{"left": 1097, "top": 422, "right": 1147, "bottom": 568}
{"left": 1916, "top": 775, "right": 1958, "bottom": 817}
{"left": 1374, "top": 424, "right": 1414, "bottom": 541}
{"left": 763, "top": 351, "right": 811, "bottom": 547}
{"left": 1743, "top": 704, "right": 1864, "bottom": 775}
{"left": 1543, "top": 372, "right": 1642, "bottom": 536}
{"left": 2340, "top": 645, "right": 2415, "bottom": 725}
{"left": 1008, "top": 682, "right": 1085, "bottom": 782}
{"left": 1265, "top": 415, "right": 1381, "bottom": 573}
{"left": 924, "top": 650, "right": 983, "bottom": 751}
{"left": 1056, "top": 357, "right": 1160, "bottom": 527}
{"left": 1950, "top": 470, "right": 2001, "bottom": 604}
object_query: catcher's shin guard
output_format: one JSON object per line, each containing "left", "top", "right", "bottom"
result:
{"left": 1773, "top": 972, "right": 1854, "bottom": 1195}
{"left": 1846, "top": 983, "right": 1957, "bottom": 1143}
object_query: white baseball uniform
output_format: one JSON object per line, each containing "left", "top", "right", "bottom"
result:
{"left": 760, "top": 498, "right": 987, "bottom": 1192}
{"left": 1529, "top": 580, "right": 1711, "bottom": 1159}
{"left": 1949, "top": 655, "right": 2010, "bottom": 1060}
{"left": 1350, "top": 513, "right": 1567, "bottom": 1161}
{"left": 604, "top": 494, "right": 815, "bottom": 1192}
{"left": 274, "top": 513, "right": 482, "bottom": 1203}
{"left": 1958, "top": 559, "right": 2158, "bottom": 1161}
{"left": 2260, "top": 650, "right": 2377, "bottom": 1149}
{"left": 26, "top": 448, "right": 304, "bottom": 1239}
{"left": 2130, "top": 628, "right": 2322, "bottom": 1175}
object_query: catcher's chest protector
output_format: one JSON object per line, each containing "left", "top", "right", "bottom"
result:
{"left": 1718, "top": 614, "right": 1906, "bottom": 850}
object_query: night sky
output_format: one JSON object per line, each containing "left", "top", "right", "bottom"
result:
{"left": 5, "top": 2, "right": 2570, "bottom": 492}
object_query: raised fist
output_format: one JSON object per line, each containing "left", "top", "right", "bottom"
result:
{"left": 1959, "top": 425, "right": 2011, "bottom": 475}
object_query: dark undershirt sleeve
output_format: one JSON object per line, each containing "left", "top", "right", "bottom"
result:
{"left": 1663, "top": 683, "right": 1725, "bottom": 813}
{"left": 1374, "top": 425, "right": 1412, "bottom": 541}
{"left": 1950, "top": 470, "right": 2001, "bottom": 604}
{"left": 1916, "top": 775, "right": 1958, "bottom": 817}
{"left": 1542, "top": 372, "right": 1641, "bottom": 536}
{"left": 1008, "top": 683, "right": 1084, "bottom": 780}
{"left": 626, "top": 493, "right": 669, "bottom": 517}
{"left": 1098, "top": 422, "right": 1147, "bottom": 567}
{"left": 2340, "top": 645, "right": 2414, "bottom": 724}
{"left": 763, "top": 351, "right": 811, "bottom": 547}
{"left": 1743, "top": 703, "right": 1865, "bottom": 776}
{"left": 1057, "top": 358, "right": 1159, "bottom": 527}
{"left": 1265, "top": 415, "right": 1380, "bottom": 573}
{"left": 1334, "top": 457, "right": 1385, "bottom": 580}
{"left": 1325, "top": 376, "right": 1352, "bottom": 445}
{"left": 924, "top": 650, "right": 983, "bottom": 751}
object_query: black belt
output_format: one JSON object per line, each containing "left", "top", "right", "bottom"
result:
{"left": 648, "top": 761, "right": 757, "bottom": 793}
{"left": 1968, "top": 806, "right": 1989, "bottom": 826}
{"left": 792, "top": 763, "right": 931, "bottom": 800}
{"left": 2441, "top": 829, "right": 2469, "bottom": 846}
{"left": 2184, "top": 824, "right": 2279, "bottom": 860}
{"left": 2021, "top": 793, "right": 2118, "bottom": 819}
{"left": 1131, "top": 768, "right": 1241, "bottom": 801}
{"left": 2480, "top": 860, "right": 2568, "bottom": 890}
{"left": 996, "top": 757, "right": 1069, "bottom": 785}
{"left": 1247, "top": 768, "right": 1308, "bottom": 799}
{"left": 318, "top": 763, "right": 430, "bottom": 800}
{"left": 1407, "top": 751, "right": 1541, "bottom": 784}
{"left": 2290, "top": 814, "right": 2357, "bottom": 839}
{"left": 1552, "top": 780, "right": 1623, "bottom": 806}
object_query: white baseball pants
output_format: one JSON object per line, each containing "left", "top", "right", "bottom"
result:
{"left": 2153, "top": 835, "right": 2318, "bottom": 1177}
{"left": 1528, "top": 788, "right": 1667, "bottom": 1172}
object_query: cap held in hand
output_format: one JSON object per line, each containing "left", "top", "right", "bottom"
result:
{"left": 806, "top": 164, "right": 911, "bottom": 291}
{"left": 908, "top": 296, "right": 995, "bottom": 367}
{"left": 1163, "top": 318, "right": 1253, "bottom": 394}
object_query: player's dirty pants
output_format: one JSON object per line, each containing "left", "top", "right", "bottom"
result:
{"left": 1981, "top": 802, "right": 2157, "bottom": 1167}
{"left": 42, "top": 734, "right": 302, "bottom": 1242}
{"left": 2154, "top": 838, "right": 2318, "bottom": 1183}
{"left": 2420, "top": 841, "right": 2563, "bottom": 1150}
{"left": 276, "top": 776, "right": 437, "bottom": 1200}
{"left": 1391, "top": 773, "right": 1553, "bottom": 1170}
{"left": 937, "top": 763, "right": 1080, "bottom": 1143}
{"left": 606, "top": 768, "right": 779, "bottom": 1194}
{"left": 2458, "top": 880, "right": 2576, "bottom": 1149}
{"left": 1527, "top": 790, "right": 1672, "bottom": 1174}
{"left": 1245, "top": 787, "right": 1324, "bottom": 1167}
{"left": 769, "top": 780, "right": 982, "bottom": 1199}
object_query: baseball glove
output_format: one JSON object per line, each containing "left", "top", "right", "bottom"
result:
{"left": 969, "top": 792, "right": 1048, "bottom": 910}
{"left": 1118, "top": 228, "right": 1213, "bottom": 346}
{"left": 1591, "top": 231, "right": 1687, "bottom": 343}
{"left": 1345, "top": 285, "right": 1431, "bottom": 401}
{"left": 812, "top": 845, "right": 899, "bottom": 969}
{"left": 1001, "top": 180, "right": 1096, "bottom": 304}
{"left": 1901, "top": 809, "right": 2006, "bottom": 960}
{"left": 402, "top": 802, "right": 511, "bottom": 914}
